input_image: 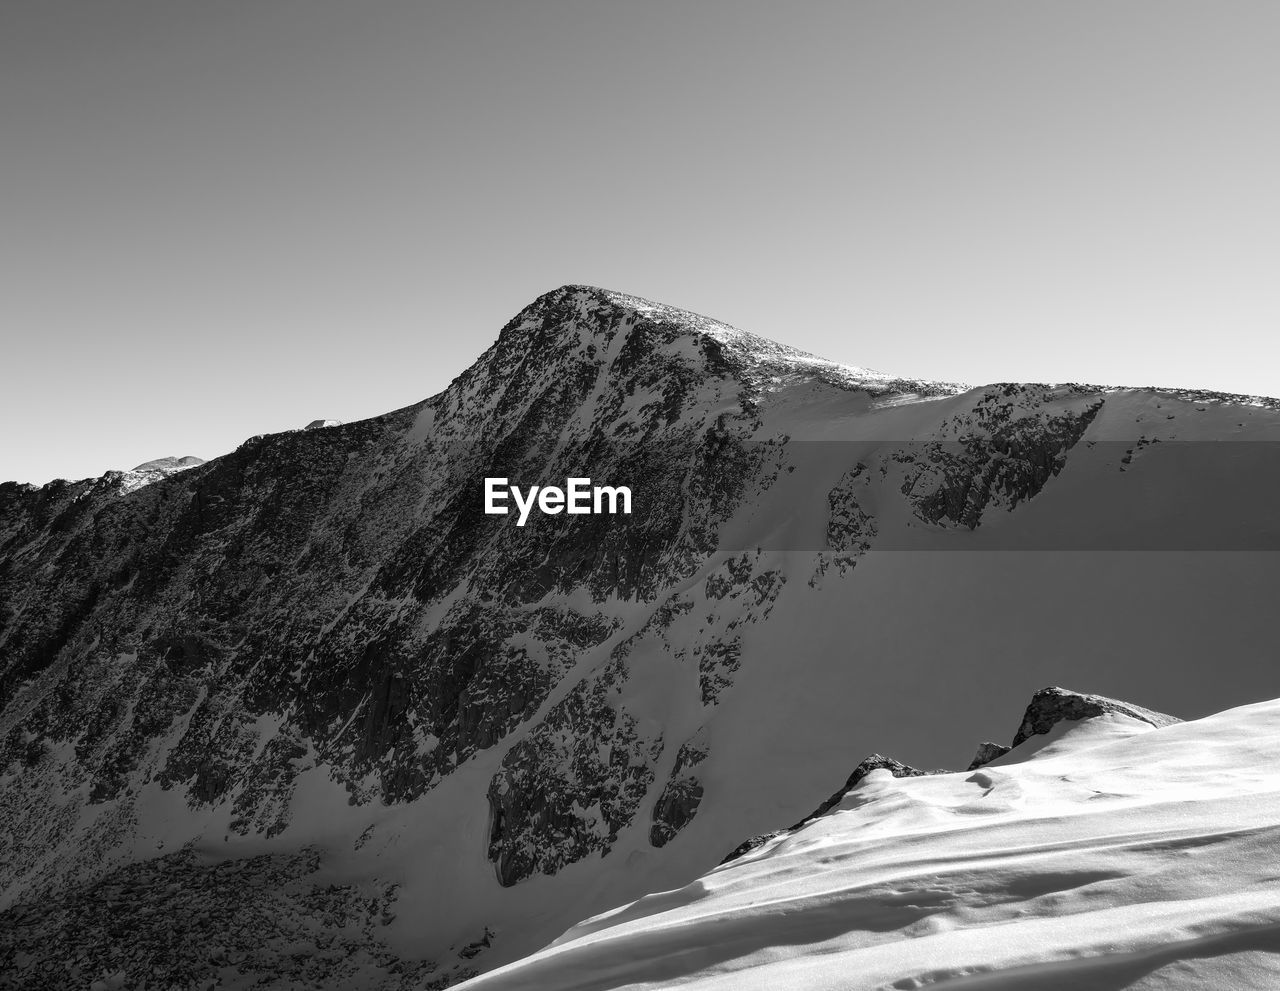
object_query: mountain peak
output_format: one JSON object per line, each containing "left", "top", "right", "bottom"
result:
{"left": 1010, "top": 686, "right": 1181, "bottom": 748}
{"left": 130, "top": 455, "right": 205, "bottom": 473}
{"left": 499, "top": 284, "right": 966, "bottom": 399}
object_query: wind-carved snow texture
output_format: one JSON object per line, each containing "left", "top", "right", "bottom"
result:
{"left": 462, "top": 693, "right": 1280, "bottom": 991}
{"left": 724, "top": 686, "right": 1180, "bottom": 866}
{"left": 3, "top": 285, "right": 1280, "bottom": 987}
{"left": 722, "top": 753, "right": 934, "bottom": 865}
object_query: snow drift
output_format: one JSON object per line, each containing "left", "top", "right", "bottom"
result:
{"left": 461, "top": 692, "right": 1280, "bottom": 990}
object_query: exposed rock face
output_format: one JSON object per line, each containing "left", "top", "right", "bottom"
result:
{"left": 904, "top": 386, "right": 1104, "bottom": 529}
{"left": 695, "top": 557, "right": 786, "bottom": 705}
{"left": 11, "top": 286, "right": 912, "bottom": 925}
{"left": 0, "top": 846, "right": 460, "bottom": 991}
{"left": 4, "top": 284, "right": 1254, "bottom": 985}
{"left": 0, "top": 287, "right": 776, "bottom": 881}
{"left": 1010, "top": 686, "right": 1182, "bottom": 748}
{"left": 826, "top": 463, "right": 877, "bottom": 554}
{"left": 650, "top": 733, "right": 709, "bottom": 848}
{"left": 967, "top": 741, "right": 1012, "bottom": 770}
{"left": 486, "top": 653, "right": 663, "bottom": 887}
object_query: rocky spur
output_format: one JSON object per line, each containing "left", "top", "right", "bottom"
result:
{"left": 483, "top": 476, "right": 633, "bottom": 526}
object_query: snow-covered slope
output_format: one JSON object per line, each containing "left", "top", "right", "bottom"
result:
{"left": 115, "top": 455, "right": 206, "bottom": 494}
{"left": 462, "top": 692, "right": 1280, "bottom": 991}
{"left": 2, "top": 285, "right": 1279, "bottom": 988}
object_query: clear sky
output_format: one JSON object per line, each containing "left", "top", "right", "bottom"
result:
{"left": 4, "top": 1, "right": 1279, "bottom": 484}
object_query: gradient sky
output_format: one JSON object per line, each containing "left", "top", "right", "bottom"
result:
{"left": 4, "top": 1, "right": 1280, "bottom": 484}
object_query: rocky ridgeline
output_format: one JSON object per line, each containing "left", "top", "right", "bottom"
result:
{"left": 9, "top": 288, "right": 912, "bottom": 936}
{"left": 721, "top": 687, "right": 1181, "bottom": 865}
{"left": 0, "top": 286, "right": 1214, "bottom": 985}
{"left": 1007, "top": 685, "right": 1182, "bottom": 748}
{"left": 0, "top": 289, "right": 774, "bottom": 891}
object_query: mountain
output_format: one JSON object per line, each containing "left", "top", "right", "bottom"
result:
{"left": 113, "top": 455, "right": 207, "bottom": 495}
{"left": 460, "top": 691, "right": 1280, "bottom": 991}
{"left": 130, "top": 456, "right": 206, "bottom": 474}
{"left": 2, "top": 285, "right": 1279, "bottom": 988}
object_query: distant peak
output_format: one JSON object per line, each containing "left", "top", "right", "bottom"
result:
{"left": 130, "top": 455, "right": 205, "bottom": 473}
{"left": 303, "top": 419, "right": 342, "bottom": 430}
{"left": 510, "top": 284, "right": 966, "bottom": 399}
{"left": 516, "top": 284, "right": 743, "bottom": 343}
{"left": 114, "top": 455, "right": 206, "bottom": 495}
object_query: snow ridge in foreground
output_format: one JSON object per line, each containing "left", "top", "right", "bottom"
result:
{"left": 461, "top": 697, "right": 1280, "bottom": 991}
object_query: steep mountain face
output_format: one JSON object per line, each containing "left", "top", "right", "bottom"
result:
{"left": 461, "top": 693, "right": 1280, "bottom": 991}
{"left": 2, "top": 285, "right": 1280, "bottom": 988}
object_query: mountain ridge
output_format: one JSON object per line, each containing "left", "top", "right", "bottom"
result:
{"left": 8, "top": 282, "right": 1280, "bottom": 492}
{"left": 461, "top": 694, "right": 1280, "bottom": 991}
{"left": 3, "top": 286, "right": 1280, "bottom": 988}
{"left": 720, "top": 685, "right": 1181, "bottom": 866}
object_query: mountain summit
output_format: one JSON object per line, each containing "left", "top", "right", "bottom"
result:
{"left": 3, "top": 287, "right": 1280, "bottom": 987}
{"left": 501, "top": 285, "right": 966, "bottom": 398}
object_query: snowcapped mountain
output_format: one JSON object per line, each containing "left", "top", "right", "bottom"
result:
{"left": 112, "top": 456, "right": 207, "bottom": 495}
{"left": 2, "top": 285, "right": 1279, "bottom": 988}
{"left": 461, "top": 689, "right": 1280, "bottom": 991}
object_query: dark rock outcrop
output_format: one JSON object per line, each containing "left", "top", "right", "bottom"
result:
{"left": 904, "top": 386, "right": 1104, "bottom": 529}
{"left": 650, "top": 733, "right": 709, "bottom": 848}
{"left": 0, "top": 847, "right": 460, "bottom": 991}
{"left": 721, "top": 754, "right": 934, "bottom": 864}
{"left": 966, "top": 687, "right": 1180, "bottom": 770}
{"left": 485, "top": 655, "right": 662, "bottom": 887}
{"left": 967, "top": 741, "right": 1012, "bottom": 770}
{"left": 1009, "top": 686, "right": 1182, "bottom": 748}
